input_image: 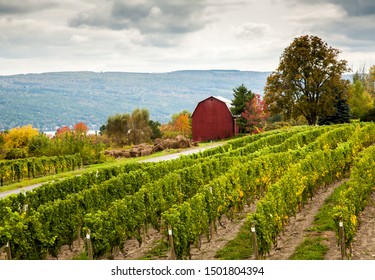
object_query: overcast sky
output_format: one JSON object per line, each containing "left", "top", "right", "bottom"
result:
{"left": 1, "top": 0, "right": 375, "bottom": 75}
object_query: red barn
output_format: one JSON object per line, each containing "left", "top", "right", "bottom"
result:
{"left": 192, "top": 96, "right": 239, "bottom": 142}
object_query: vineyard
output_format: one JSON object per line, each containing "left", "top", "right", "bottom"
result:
{"left": 0, "top": 123, "right": 374, "bottom": 260}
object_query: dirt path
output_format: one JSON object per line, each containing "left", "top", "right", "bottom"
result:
{"left": 267, "top": 180, "right": 344, "bottom": 260}
{"left": 350, "top": 192, "right": 375, "bottom": 260}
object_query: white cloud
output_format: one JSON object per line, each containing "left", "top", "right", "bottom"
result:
{"left": 233, "top": 22, "right": 271, "bottom": 38}
{"left": 1, "top": 0, "right": 375, "bottom": 75}
{"left": 70, "top": 34, "right": 90, "bottom": 43}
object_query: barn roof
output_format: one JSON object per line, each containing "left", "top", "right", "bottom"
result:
{"left": 192, "top": 95, "right": 235, "bottom": 117}
{"left": 212, "top": 96, "right": 233, "bottom": 111}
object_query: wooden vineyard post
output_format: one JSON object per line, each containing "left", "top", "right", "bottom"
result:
{"left": 5, "top": 241, "right": 11, "bottom": 260}
{"left": 209, "top": 187, "right": 215, "bottom": 241}
{"left": 77, "top": 225, "right": 82, "bottom": 247}
{"left": 86, "top": 229, "right": 93, "bottom": 260}
{"left": 251, "top": 223, "right": 259, "bottom": 260}
{"left": 339, "top": 221, "right": 346, "bottom": 260}
{"left": 168, "top": 225, "right": 176, "bottom": 260}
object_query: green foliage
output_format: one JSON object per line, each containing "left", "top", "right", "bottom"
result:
{"left": 5, "top": 148, "right": 28, "bottom": 160}
{"left": 348, "top": 80, "right": 374, "bottom": 119}
{"left": 149, "top": 120, "right": 162, "bottom": 140}
{"left": 104, "top": 108, "right": 152, "bottom": 146}
{"left": 264, "top": 35, "right": 350, "bottom": 125}
{"left": 318, "top": 99, "right": 351, "bottom": 125}
{"left": 332, "top": 143, "right": 375, "bottom": 250}
{"left": 27, "top": 134, "right": 51, "bottom": 157}
{"left": 2, "top": 123, "right": 375, "bottom": 260}
{"left": 246, "top": 123, "right": 374, "bottom": 258}
{"left": 0, "top": 154, "right": 83, "bottom": 186}
{"left": 231, "top": 84, "right": 255, "bottom": 133}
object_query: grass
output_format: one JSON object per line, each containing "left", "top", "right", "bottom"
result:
{"left": 289, "top": 181, "right": 349, "bottom": 260}
{"left": 309, "top": 182, "right": 349, "bottom": 232}
{"left": 71, "top": 252, "right": 89, "bottom": 260}
{"left": 214, "top": 221, "right": 253, "bottom": 260}
{"left": 289, "top": 237, "right": 328, "bottom": 260}
{"left": 138, "top": 239, "right": 169, "bottom": 260}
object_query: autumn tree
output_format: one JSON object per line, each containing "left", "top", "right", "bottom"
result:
{"left": 173, "top": 113, "right": 191, "bottom": 137}
{"left": 4, "top": 125, "right": 39, "bottom": 150}
{"left": 74, "top": 122, "right": 89, "bottom": 135}
{"left": 241, "top": 94, "right": 269, "bottom": 133}
{"left": 55, "top": 126, "right": 71, "bottom": 137}
{"left": 264, "top": 35, "right": 350, "bottom": 125}
{"left": 231, "top": 84, "right": 255, "bottom": 132}
{"left": 160, "top": 110, "right": 192, "bottom": 139}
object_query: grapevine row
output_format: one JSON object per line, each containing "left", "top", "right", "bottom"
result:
{"left": 0, "top": 154, "right": 83, "bottom": 186}
{"left": 247, "top": 123, "right": 375, "bottom": 258}
{"left": 82, "top": 126, "right": 332, "bottom": 258}
{"left": 160, "top": 124, "right": 357, "bottom": 258}
{"left": 332, "top": 144, "right": 375, "bottom": 257}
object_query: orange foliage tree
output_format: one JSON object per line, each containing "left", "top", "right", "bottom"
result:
{"left": 173, "top": 113, "right": 191, "bottom": 137}
{"left": 241, "top": 94, "right": 269, "bottom": 133}
{"left": 74, "top": 122, "right": 89, "bottom": 135}
{"left": 55, "top": 126, "right": 71, "bottom": 137}
{"left": 160, "top": 111, "right": 192, "bottom": 139}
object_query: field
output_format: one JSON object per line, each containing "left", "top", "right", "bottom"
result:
{"left": 0, "top": 123, "right": 374, "bottom": 260}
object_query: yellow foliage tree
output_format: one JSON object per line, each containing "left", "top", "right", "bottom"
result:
{"left": 173, "top": 113, "right": 191, "bottom": 137}
{"left": 5, "top": 125, "right": 39, "bottom": 149}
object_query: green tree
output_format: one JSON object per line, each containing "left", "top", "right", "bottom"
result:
{"left": 149, "top": 120, "right": 162, "bottom": 140}
{"left": 105, "top": 113, "right": 131, "bottom": 147}
{"left": 128, "top": 108, "right": 152, "bottom": 144}
{"left": 264, "top": 35, "right": 350, "bottom": 125}
{"left": 28, "top": 133, "right": 52, "bottom": 157}
{"left": 231, "top": 84, "right": 255, "bottom": 132}
{"left": 348, "top": 80, "right": 374, "bottom": 119}
{"left": 318, "top": 99, "right": 351, "bottom": 125}
{"left": 105, "top": 109, "right": 153, "bottom": 146}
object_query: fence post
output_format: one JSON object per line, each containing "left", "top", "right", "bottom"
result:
{"left": 77, "top": 225, "right": 82, "bottom": 247}
{"left": 86, "top": 229, "right": 93, "bottom": 260}
{"left": 5, "top": 241, "right": 12, "bottom": 260}
{"left": 209, "top": 187, "right": 215, "bottom": 241}
{"left": 168, "top": 225, "right": 176, "bottom": 260}
{"left": 251, "top": 223, "right": 259, "bottom": 260}
{"left": 339, "top": 221, "right": 346, "bottom": 260}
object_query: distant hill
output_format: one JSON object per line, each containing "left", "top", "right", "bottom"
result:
{"left": 0, "top": 70, "right": 270, "bottom": 131}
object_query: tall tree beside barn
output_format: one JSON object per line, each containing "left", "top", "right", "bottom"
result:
{"left": 264, "top": 35, "right": 350, "bottom": 125}
{"left": 241, "top": 94, "right": 269, "bottom": 133}
{"left": 231, "top": 84, "right": 255, "bottom": 133}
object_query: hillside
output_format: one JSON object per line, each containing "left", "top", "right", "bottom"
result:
{"left": 0, "top": 70, "right": 269, "bottom": 131}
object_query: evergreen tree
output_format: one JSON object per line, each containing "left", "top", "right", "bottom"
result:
{"left": 231, "top": 84, "right": 255, "bottom": 133}
{"left": 318, "top": 98, "right": 351, "bottom": 125}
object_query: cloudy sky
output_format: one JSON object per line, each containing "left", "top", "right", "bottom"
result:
{"left": 1, "top": 0, "right": 375, "bottom": 75}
